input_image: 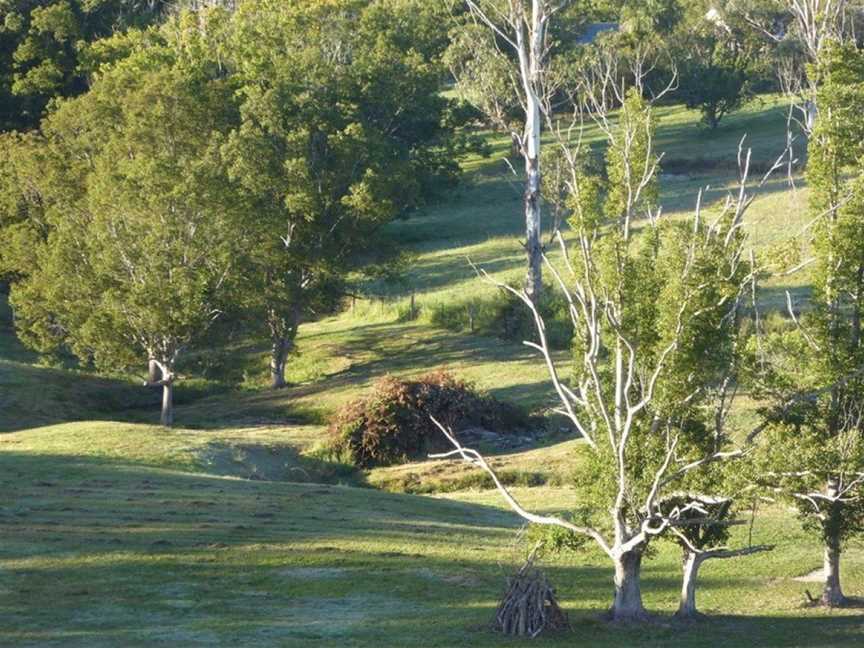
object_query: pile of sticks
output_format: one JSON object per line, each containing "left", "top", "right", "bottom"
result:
{"left": 493, "top": 564, "right": 570, "bottom": 638}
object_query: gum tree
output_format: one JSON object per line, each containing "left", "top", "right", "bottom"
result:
{"left": 433, "top": 79, "right": 783, "bottom": 619}
{"left": 447, "top": 1, "right": 582, "bottom": 301}
{"left": 661, "top": 489, "right": 773, "bottom": 618}
{"left": 751, "top": 40, "right": 864, "bottom": 607}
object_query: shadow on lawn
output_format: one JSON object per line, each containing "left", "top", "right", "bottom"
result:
{"left": 0, "top": 450, "right": 860, "bottom": 647}
{"left": 0, "top": 359, "right": 252, "bottom": 434}
{"left": 178, "top": 319, "right": 554, "bottom": 429}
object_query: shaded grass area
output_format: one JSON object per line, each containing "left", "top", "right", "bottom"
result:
{"left": 0, "top": 421, "right": 355, "bottom": 485}
{"left": 178, "top": 317, "right": 562, "bottom": 429}
{"left": 0, "top": 442, "right": 861, "bottom": 647}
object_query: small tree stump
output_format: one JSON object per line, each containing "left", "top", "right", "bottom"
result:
{"left": 493, "top": 564, "right": 570, "bottom": 638}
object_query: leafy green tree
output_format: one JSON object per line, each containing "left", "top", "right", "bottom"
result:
{"left": 0, "top": 0, "right": 167, "bottom": 131}
{"left": 674, "top": 2, "right": 763, "bottom": 129}
{"left": 751, "top": 41, "right": 864, "bottom": 607}
{"left": 9, "top": 15, "right": 248, "bottom": 425}
{"left": 0, "top": 131, "right": 50, "bottom": 281}
{"left": 223, "top": 0, "right": 463, "bottom": 388}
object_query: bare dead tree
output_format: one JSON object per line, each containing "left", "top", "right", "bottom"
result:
{"left": 738, "top": 0, "right": 858, "bottom": 133}
{"left": 453, "top": 1, "right": 576, "bottom": 301}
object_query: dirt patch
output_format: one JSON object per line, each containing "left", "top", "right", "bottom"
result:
{"left": 415, "top": 567, "right": 480, "bottom": 587}
{"left": 458, "top": 426, "right": 538, "bottom": 451}
{"left": 197, "top": 442, "right": 359, "bottom": 485}
{"left": 793, "top": 568, "right": 824, "bottom": 583}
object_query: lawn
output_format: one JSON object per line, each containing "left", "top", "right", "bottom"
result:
{"left": 1, "top": 95, "right": 860, "bottom": 647}
{"left": 0, "top": 425, "right": 861, "bottom": 647}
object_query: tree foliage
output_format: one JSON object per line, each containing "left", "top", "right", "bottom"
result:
{"left": 8, "top": 14, "right": 249, "bottom": 424}
{"left": 223, "top": 0, "right": 467, "bottom": 388}
{"left": 0, "top": 0, "right": 167, "bottom": 131}
{"left": 751, "top": 40, "right": 864, "bottom": 607}
{"left": 674, "top": 2, "right": 765, "bottom": 128}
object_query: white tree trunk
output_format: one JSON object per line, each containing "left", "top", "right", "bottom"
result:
{"left": 805, "top": 98, "right": 818, "bottom": 134}
{"left": 524, "top": 148, "right": 542, "bottom": 301}
{"left": 270, "top": 337, "right": 289, "bottom": 389}
{"left": 821, "top": 477, "right": 846, "bottom": 607}
{"left": 821, "top": 540, "right": 845, "bottom": 606}
{"left": 610, "top": 550, "right": 647, "bottom": 622}
{"left": 518, "top": 1, "right": 544, "bottom": 302}
{"left": 147, "top": 358, "right": 159, "bottom": 384}
{"left": 161, "top": 381, "right": 174, "bottom": 427}
{"left": 677, "top": 551, "right": 704, "bottom": 619}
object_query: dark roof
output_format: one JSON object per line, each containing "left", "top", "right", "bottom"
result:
{"left": 577, "top": 22, "right": 619, "bottom": 45}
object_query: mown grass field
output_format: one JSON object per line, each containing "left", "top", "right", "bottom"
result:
{"left": 1, "top": 96, "right": 861, "bottom": 647}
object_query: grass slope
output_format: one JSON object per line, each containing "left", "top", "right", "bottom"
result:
{"left": 0, "top": 428, "right": 862, "bottom": 647}
{"left": 1, "top": 97, "right": 861, "bottom": 647}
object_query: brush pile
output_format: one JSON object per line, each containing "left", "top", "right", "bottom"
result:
{"left": 493, "top": 563, "right": 569, "bottom": 638}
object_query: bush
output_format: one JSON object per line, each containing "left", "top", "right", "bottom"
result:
{"left": 328, "top": 370, "right": 529, "bottom": 468}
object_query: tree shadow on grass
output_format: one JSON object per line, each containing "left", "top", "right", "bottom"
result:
{"left": 0, "top": 358, "right": 266, "bottom": 434}
{"left": 1, "top": 450, "right": 860, "bottom": 647}
{"left": 177, "top": 319, "right": 556, "bottom": 430}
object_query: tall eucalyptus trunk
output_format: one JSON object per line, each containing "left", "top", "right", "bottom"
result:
{"left": 515, "top": 0, "right": 545, "bottom": 302}
{"left": 523, "top": 137, "right": 542, "bottom": 301}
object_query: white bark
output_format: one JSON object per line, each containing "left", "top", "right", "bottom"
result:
{"left": 674, "top": 544, "right": 774, "bottom": 618}
{"left": 611, "top": 551, "right": 648, "bottom": 622}
{"left": 270, "top": 337, "right": 290, "bottom": 389}
{"left": 678, "top": 552, "right": 703, "bottom": 619}
{"left": 467, "top": 0, "right": 554, "bottom": 300}
{"left": 524, "top": 143, "right": 542, "bottom": 300}
{"left": 821, "top": 476, "right": 846, "bottom": 606}
{"left": 519, "top": 1, "right": 544, "bottom": 300}
{"left": 145, "top": 356, "right": 177, "bottom": 428}
{"left": 161, "top": 381, "right": 174, "bottom": 427}
{"left": 822, "top": 538, "right": 845, "bottom": 606}
{"left": 434, "top": 58, "right": 782, "bottom": 622}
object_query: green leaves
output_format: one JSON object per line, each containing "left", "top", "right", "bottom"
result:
{"left": 0, "top": 0, "right": 166, "bottom": 130}
{"left": 223, "top": 0, "right": 457, "bottom": 352}
{"left": 750, "top": 40, "right": 864, "bottom": 549}
{"left": 8, "top": 26, "right": 247, "bottom": 373}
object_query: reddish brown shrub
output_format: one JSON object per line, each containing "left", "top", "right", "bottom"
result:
{"left": 328, "top": 370, "right": 528, "bottom": 468}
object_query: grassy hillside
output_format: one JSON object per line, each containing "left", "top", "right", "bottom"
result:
{"left": 2, "top": 97, "right": 861, "bottom": 646}
{"left": 0, "top": 426, "right": 862, "bottom": 647}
